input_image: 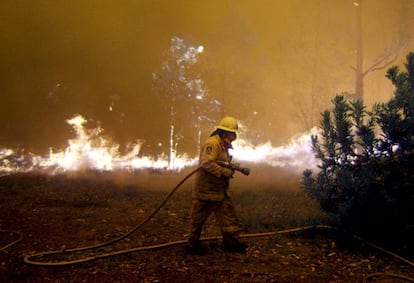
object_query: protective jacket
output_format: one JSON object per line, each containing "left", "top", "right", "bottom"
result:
{"left": 192, "top": 135, "right": 231, "bottom": 201}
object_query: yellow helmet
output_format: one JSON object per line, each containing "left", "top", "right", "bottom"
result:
{"left": 216, "top": 116, "right": 238, "bottom": 133}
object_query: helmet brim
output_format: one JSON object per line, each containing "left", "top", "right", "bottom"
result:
{"left": 216, "top": 125, "right": 238, "bottom": 133}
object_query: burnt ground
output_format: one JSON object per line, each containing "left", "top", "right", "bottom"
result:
{"left": 0, "top": 170, "right": 413, "bottom": 283}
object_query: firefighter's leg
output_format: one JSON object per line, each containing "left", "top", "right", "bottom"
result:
{"left": 187, "top": 199, "right": 215, "bottom": 254}
{"left": 215, "top": 196, "right": 248, "bottom": 253}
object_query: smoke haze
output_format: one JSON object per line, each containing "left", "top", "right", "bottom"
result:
{"left": 1, "top": 0, "right": 413, "bottom": 156}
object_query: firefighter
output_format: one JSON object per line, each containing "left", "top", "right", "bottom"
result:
{"left": 186, "top": 116, "right": 248, "bottom": 254}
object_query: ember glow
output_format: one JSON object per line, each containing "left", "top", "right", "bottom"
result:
{"left": 0, "top": 114, "right": 317, "bottom": 176}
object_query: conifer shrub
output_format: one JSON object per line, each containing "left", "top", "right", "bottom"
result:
{"left": 302, "top": 52, "right": 414, "bottom": 256}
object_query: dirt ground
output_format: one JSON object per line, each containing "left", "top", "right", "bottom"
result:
{"left": 1, "top": 170, "right": 413, "bottom": 282}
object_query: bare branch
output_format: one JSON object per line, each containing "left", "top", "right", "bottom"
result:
{"left": 363, "top": 41, "right": 409, "bottom": 77}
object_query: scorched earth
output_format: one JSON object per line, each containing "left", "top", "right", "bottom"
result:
{"left": 1, "top": 169, "right": 413, "bottom": 282}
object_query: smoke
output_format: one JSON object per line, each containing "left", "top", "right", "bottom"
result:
{"left": 0, "top": 0, "right": 414, "bottom": 182}
{"left": 1, "top": 0, "right": 413, "bottom": 170}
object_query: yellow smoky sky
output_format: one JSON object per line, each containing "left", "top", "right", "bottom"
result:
{"left": 0, "top": 0, "right": 413, "bottom": 154}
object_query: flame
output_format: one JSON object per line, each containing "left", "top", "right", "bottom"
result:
{"left": 233, "top": 129, "right": 318, "bottom": 169}
{"left": 0, "top": 114, "right": 318, "bottom": 176}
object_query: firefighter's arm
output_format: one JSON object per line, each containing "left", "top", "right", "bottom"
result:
{"left": 199, "top": 143, "right": 233, "bottom": 178}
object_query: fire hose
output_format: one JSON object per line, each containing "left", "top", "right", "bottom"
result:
{"left": 0, "top": 230, "right": 23, "bottom": 252}
{"left": 18, "top": 164, "right": 414, "bottom": 281}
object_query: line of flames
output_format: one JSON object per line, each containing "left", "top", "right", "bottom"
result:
{"left": 0, "top": 115, "right": 318, "bottom": 175}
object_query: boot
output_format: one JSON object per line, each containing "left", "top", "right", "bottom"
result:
{"left": 186, "top": 236, "right": 205, "bottom": 255}
{"left": 222, "top": 232, "right": 248, "bottom": 253}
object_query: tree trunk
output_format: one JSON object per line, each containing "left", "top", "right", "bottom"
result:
{"left": 355, "top": 0, "right": 364, "bottom": 101}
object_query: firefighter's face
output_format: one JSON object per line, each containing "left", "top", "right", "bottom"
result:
{"left": 223, "top": 132, "right": 237, "bottom": 146}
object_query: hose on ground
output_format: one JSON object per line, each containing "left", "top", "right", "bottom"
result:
{"left": 22, "top": 166, "right": 414, "bottom": 283}
{"left": 24, "top": 225, "right": 329, "bottom": 266}
{"left": 0, "top": 230, "right": 23, "bottom": 252}
{"left": 363, "top": 272, "right": 414, "bottom": 283}
{"left": 24, "top": 166, "right": 201, "bottom": 266}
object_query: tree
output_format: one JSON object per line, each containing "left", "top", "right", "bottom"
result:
{"left": 352, "top": 0, "right": 409, "bottom": 101}
{"left": 152, "top": 36, "right": 218, "bottom": 166}
{"left": 302, "top": 52, "right": 414, "bottom": 256}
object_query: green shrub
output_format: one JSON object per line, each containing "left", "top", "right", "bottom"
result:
{"left": 302, "top": 52, "right": 414, "bottom": 256}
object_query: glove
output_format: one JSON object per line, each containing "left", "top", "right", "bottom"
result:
{"left": 222, "top": 167, "right": 234, "bottom": 178}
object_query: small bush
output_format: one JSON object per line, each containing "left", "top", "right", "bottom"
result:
{"left": 302, "top": 52, "right": 414, "bottom": 256}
